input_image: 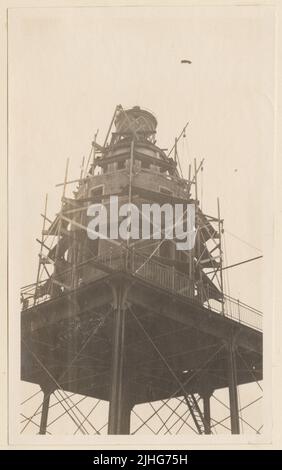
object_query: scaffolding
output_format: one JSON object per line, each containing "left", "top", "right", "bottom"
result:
{"left": 20, "top": 105, "right": 263, "bottom": 436}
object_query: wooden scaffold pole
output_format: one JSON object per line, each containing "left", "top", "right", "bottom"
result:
{"left": 34, "top": 194, "right": 48, "bottom": 306}
{"left": 217, "top": 197, "right": 225, "bottom": 314}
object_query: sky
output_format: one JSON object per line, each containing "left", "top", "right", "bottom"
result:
{"left": 8, "top": 4, "right": 274, "bottom": 442}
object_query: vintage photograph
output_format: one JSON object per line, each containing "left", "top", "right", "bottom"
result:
{"left": 7, "top": 4, "right": 274, "bottom": 442}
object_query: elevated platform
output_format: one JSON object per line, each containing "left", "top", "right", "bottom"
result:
{"left": 21, "top": 270, "right": 262, "bottom": 406}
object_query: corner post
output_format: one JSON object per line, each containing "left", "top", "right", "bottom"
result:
{"left": 227, "top": 341, "right": 240, "bottom": 434}
{"left": 108, "top": 282, "right": 131, "bottom": 434}
{"left": 202, "top": 391, "right": 212, "bottom": 434}
{"left": 39, "top": 390, "right": 52, "bottom": 435}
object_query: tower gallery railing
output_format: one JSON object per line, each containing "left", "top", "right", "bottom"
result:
{"left": 20, "top": 249, "right": 262, "bottom": 332}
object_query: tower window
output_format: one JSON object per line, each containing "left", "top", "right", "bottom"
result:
{"left": 90, "top": 185, "right": 104, "bottom": 200}
{"left": 159, "top": 186, "right": 173, "bottom": 196}
{"left": 107, "top": 163, "right": 115, "bottom": 173}
{"left": 141, "top": 160, "right": 151, "bottom": 169}
{"left": 117, "top": 160, "right": 126, "bottom": 170}
{"left": 159, "top": 240, "right": 174, "bottom": 259}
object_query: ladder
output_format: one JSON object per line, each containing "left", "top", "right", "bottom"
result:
{"left": 184, "top": 393, "right": 211, "bottom": 434}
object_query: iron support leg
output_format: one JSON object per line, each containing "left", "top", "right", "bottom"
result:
{"left": 108, "top": 284, "right": 131, "bottom": 434}
{"left": 39, "top": 391, "right": 51, "bottom": 435}
{"left": 202, "top": 392, "right": 212, "bottom": 434}
{"left": 227, "top": 342, "right": 240, "bottom": 434}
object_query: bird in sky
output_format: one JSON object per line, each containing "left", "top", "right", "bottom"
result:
{"left": 181, "top": 59, "right": 192, "bottom": 64}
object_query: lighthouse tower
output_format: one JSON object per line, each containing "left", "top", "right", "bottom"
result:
{"left": 21, "top": 105, "right": 262, "bottom": 435}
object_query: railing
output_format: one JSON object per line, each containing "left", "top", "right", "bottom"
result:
{"left": 20, "top": 249, "right": 262, "bottom": 332}
{"left": 131, "top": 251, "right": 194, "bottom": 297}
{"left": 206, "top": 297, "right": 262, "bottom": 332}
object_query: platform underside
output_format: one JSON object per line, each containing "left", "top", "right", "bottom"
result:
{"left": 21, "top": 273, "right": 262, "bottom": 405}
